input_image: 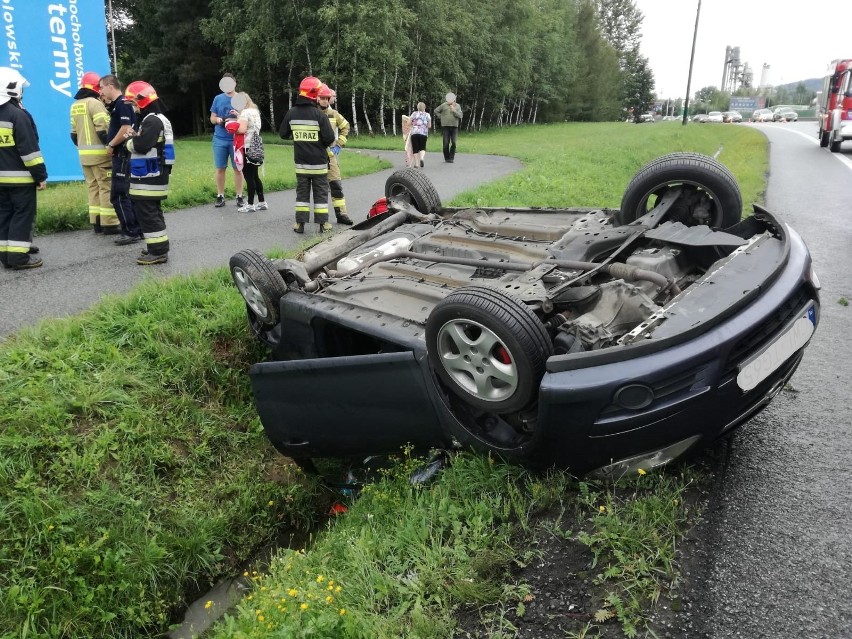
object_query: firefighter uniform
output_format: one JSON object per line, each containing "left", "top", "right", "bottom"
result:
{"left": 0, "top": 99, "right": 47, "bottom": 269}
{"left": 70, "top": 90, "right": 119, "bottom": 232}
{"left": 279, "top": 96, "right": 336, "bottom": 231}
{"left": 126, "top": 110, "right": 174, "bottom": 263}
{"left": 321, "top": 105, "right": 351, "bottom": 222}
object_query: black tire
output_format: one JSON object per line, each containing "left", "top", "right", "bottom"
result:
{"left": 385, "top": 168, "right": 442, "bottom": 215}
{"left": 425, "top": 286, "right": 553, "bottom": 414}
{"left": 229, "top": 249, "right": 288, "bottom": 328}
{"left": 819, "top": 129, "right": 830, "bottom": 148}
{"left": 617, "top": 152, "right": 743, "bottom": 228}
{"left": 829, "top": 131, "right": 842, "bottom": 153}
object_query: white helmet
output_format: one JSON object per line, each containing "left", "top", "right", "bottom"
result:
{"left": 0, "top": 67, "right": 29, "bottom": 105}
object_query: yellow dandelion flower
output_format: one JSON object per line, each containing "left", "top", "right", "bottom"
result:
{"left": 325, "top": 596, "right": 333, "bottom": 604}
{"left": 268, "top": 500, "right": 274, "bottom": 507}
{"left": 316, "top": 575, "right": 325, "bottom": 583}
{"left": 301, "top": 603, "right": 309, "bottom": 611}
{"left": 243, "top": 571, "right": 249, "bottom": 577}
{"left": 246, "top": 595, "right": 253, "bottom": 601}
{"left": 327, "top": 585, "right": 334, "bottom": 591}
{"left": 339, "top": 609, "right": 346, "bottom": 616}
{"left": 637, "top": 468, "right": 647, "bottom": 476}
{"left": 599, "top": 505, "right": 607, "bottom": 513}
{"left": 48, "top": 525, "right": 54, "bottom": 531}
{"left": 328, "top": 580, "right": 334, "bottom": 586}
{"left": 288, "top": 588, "right": 298, "bottom": 597}
{"left": 260, "top": 586, "right": 267, "bottom": 591}
{"left": 335, "top": 586, "right": 342, "bottom": 593}
{"left": 258, "top": 614, "right": 265, "bottom": 622}
{"left": 204, "top": 601, "right": 213, "bottom": 610}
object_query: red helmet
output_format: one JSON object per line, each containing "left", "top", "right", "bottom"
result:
{"left": 318, "top": 84, "right": 335, "bottom": 99}
{"left": 298, "top": 76, "right": 322, "bottom": 101}
{"left": 124, "top": 81, "right": 158, "bottom": 109}
{"left": 81, "top": 71, "right": 101, "bottom": 94}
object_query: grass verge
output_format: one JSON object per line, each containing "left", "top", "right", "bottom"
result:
{"left": 4, "top": 122, "right": 768, "bottom": 638}
{"left": 0, "top": 271, "right": 321, "bottom": 638}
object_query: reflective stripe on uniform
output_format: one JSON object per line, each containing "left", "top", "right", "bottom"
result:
{"left": 332, "top": 197, "right": 345, "bottom": 208}
{"left": 144, "top": 229, "right": 168, "bottom": 244}
{"left": 0, "top": 169, "right": 34, "bottom": 183}
{"left": 129, "top": 185, "right": 169, "bottom": 197}
{"left": 6, "top": 240, "right": 31, "bottom": 253}
{"left": 21, "top": 151, "right": 44, "bottom": 167}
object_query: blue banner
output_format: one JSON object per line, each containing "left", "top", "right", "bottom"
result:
{"left": 1, "top": 0, "right": 110, "bottom": 181}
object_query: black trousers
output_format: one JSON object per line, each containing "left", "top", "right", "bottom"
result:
{"left": 441, "top": 126, "right": 458, "bottom": 161}
{"left": 131, "top": 198, "right": 169, "bottom": 256}
{"left": 0, "top": 185, "right": 37, "bottom": 266}
{"left": 111, "top": 156, "right": 142, "bottom": 238}
{"left": 295, "top": 173, "right": 329, "bottom": 224}
{"left": 243, "top": 162, "right": 264, "bottom": 205}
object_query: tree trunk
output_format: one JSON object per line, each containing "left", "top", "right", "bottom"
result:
{"left": 390, "top": 66, "right": 399, "bottom": 136}
{"left": 378, "top": 63, "right": 387, "bottom": 136}
{"left": 267, "top": 63, "right": 275, "bottom": 131}
{"left": 362, "top": 91, "right": 373, "bottom": 135}
{"left": 479, "top": 104, "right": 485, "bottom": 131}
{"left": 350, "top": 52, "right": 359, "bottom": 136}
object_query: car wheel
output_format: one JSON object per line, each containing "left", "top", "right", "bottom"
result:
{"left": 829, "top": 131, "right": 842, "bottom": 153}
{"left": 426, "top": 285, "right": 553, "bottom": 414}
{"left": 819, "top": 129, "right": 829, "bottom": 147}
{"left": 385, "top": 168, "right": 442, "bottom": 215}
{"left": 617, "top": 152, "right": 743, "bottom": 228}
{"left": 229, "top": 249, "right": 288, "bottom": 328}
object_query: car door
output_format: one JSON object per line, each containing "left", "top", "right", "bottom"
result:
{"left": 250, "top": 351, "right": 445, "bottom": 459}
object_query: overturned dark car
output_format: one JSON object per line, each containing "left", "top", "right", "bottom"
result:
{"left": 229, "top": 153, "right": 820, "bottom": 477}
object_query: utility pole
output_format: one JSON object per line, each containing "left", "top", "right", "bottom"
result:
{"left": 107, "top": 0, "right": 118, "bottom": 74}
{"left": 682, "top": 0, "right": 702, "bottom": 125}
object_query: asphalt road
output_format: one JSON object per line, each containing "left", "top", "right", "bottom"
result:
{"left": 0, "top": 151, "right": 520, "bottom": 339}
{"left": 676, "top": 121, "right": 852, "bottom": 638}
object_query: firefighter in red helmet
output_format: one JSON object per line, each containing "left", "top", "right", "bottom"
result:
{"left": 317, "top": 84, "right": 353, "bottom": 226}
{"left": 279, "top": 76, "right": 335, "bottom": 233}
{"left": 70, "top": 71, "right": 120, "bottom": 234}
{"left": 119, "top": 81, "right": 175, "bottom": 265}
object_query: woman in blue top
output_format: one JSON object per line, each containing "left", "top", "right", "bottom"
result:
{"left": 409, "top": 102, "right": 431, "bottom": 168}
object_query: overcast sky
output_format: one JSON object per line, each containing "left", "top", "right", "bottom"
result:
{"left": 632, "top": 0, "right": 842, "bottom": 98}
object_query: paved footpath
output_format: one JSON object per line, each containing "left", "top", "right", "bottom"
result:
{"left": 0, "top": 151, "right": 520, "bottom": 338}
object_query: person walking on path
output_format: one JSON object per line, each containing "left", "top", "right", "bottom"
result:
{"left": 98, "top": 75, "right": 143, "bottom": 246}
{"left": 434, "top": 92, "right": 463, "bottom": 163}
{"left": 122, "top": 81, "right": 175, "bottom": 266}
{"left": 0, "top": 67, "right": 47, "bottom": 270}
{"left": 409, "top": 101, "right": 431, "bottom": 168}
{"left": 232, "top": 92, "right": 267, "bottom": 213}
{"left": 71, "top": 71, "right": 120, "bottom": 234}
{"left": 279, "top": 76, "right": 335, "bottom": 234}
{"left": 209, "top": 74, "right": 245, "bottom": 209}
{"left": 317, "top": 84, "right": 353, "bottom": 225}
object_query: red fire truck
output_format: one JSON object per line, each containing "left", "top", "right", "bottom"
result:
{"left": 817, "top": 59, "right": 852, "bottom": 152}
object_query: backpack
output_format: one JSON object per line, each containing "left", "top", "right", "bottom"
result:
{"left": 246, "top": 129, "right": 264, "bottom": 165}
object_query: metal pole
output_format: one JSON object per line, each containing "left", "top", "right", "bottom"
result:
{"left": 107, "top": 0, "right": 118, "bottom": 74}
{"left": 682, "top": 0, "right": 702, "bottom": 125}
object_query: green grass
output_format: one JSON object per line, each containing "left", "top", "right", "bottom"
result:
{"left": 351, "top": 122, "right": 767, "bottom": 213}
{"left": 0, "top": 273, "right": 321, "bottom": 638}
{"left": 35, "top": 137, "right": 388, "bottom": 234}
{"left": 3, "top": 122, "right": 768, "bottom": 638}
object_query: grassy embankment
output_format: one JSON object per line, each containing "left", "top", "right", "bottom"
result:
{"left": 1, "top": 122, "right": 768, "bottom": 639}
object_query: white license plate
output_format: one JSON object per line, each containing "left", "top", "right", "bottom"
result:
{"left": 736, "top": 306, "right": 816, "bottom": 392}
